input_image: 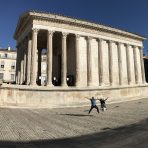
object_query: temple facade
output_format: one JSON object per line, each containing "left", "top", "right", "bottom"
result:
{"left": 14, "top": 11, "right": 146, "bottom": 88}
{"left": 0, "top": 11, "right": 147, "bottom": 108}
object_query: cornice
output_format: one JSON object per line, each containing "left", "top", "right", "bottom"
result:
{"left": 14, "top": 11, "right": 147, "bottom": 41}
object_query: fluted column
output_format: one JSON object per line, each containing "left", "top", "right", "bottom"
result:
{"left": 30, "top": 28, "right": 38, "bottom": 85}
{"left": 20, "top": 42, "right": 24, "bottom": 84}
{"left": 61, "top": 32, "right": 68, "bottom": 87}
{"left": 37, "top": 49, "right": 42, "bottom": 85}
{"left": 126, "top": 44, "right": 131, "bottom": 85}
{"left": 108, "top": 40, "right": 113, "bottom": 86}
{"left": 98, "top": 38, "right": 103, "bottom": 86}
{"left": 117, "top": 42, "right": 122, "bottom": 85}
{"left": 15, "top": 45, "right": 19, "bottom": 84}
{"left": 139, "top": 47, "right": 146, "bottom": 84}
{"left": 75, "top": 34, "right": 81, "bottom": 87}
{"left": 26, "top": 35, "right": 32, "bottom": 85}
{"left": 17, "top": 45, "right": 21, "bottom": 84}
{"left": 23, "top": 39, "right": 27, "bottom": 84}
{"left": 87, "top": 36, "right": 93, "bottom": 86}
{"left": 47, "top": 30, "right": 54, "bottom": 87}
{"left": 133, "top": 46, "right": 139, "bottom": 84}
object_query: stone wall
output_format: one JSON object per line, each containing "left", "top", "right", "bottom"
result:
{"left": 0, "top": 84, "right": 147, "bottom": 108}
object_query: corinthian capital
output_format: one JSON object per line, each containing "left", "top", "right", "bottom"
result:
{"left": 32, "top": 28, "right": 39, "bottom": 33}
{"left": 47, "top": 30, "right": 54, "bottom": 36}
{"left": 62, "top": 32, "right": 68, "bottom": 38}
{"left": 75, "top": 34, "right": 80, "bottom": 39}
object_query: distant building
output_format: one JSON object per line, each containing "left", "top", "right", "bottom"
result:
{"left": 0, "top": 47, "right": 16, "bottom": 83}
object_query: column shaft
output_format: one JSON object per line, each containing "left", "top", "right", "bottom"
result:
{"left": 26, "top": 36, "right": 32, "bottom": 85}
{"left": 75, "top": 34, "right": 81, "bottom": 87}
{"left": 87, "top": 37, "right": 93, "bottom": 86}
{"left": 30, "top": 28, "right": 38, "bottom": 85}
{"left": 17, "top": 45, "right": 21, "bottom": 84}
{"left": 133, "top": 46, "right": 139, "bottom": 84}
{"left": 47, "top": 30, "right": 53, "bottom": 86}
{"left": 98, "top": 39, "right": 103, "bottom": 86}
{"left": 61, "top": 32, "right": 68, "bottom": 86}
{"left": 20, "top": 43, "right": 24, "bottom": 84}
{"left": 23, "top": 39, "right": 27, "bottom": 84}
{"left": 15, "top": 45, "right": 19, "bottom": 84}
{"left": 108, "top": 41, "right": 113, "bottom": 86}
{"left": 37, "top": 49, "right": 42, "bottom": 85}
{"left": 126, "top": 44, "right": 131, "bottom": 85}
{"left": 139, "top": 47, "right": 146, "bottom": 83}
{"left": 117, "top": 42, "right": 122, "bottom": 85}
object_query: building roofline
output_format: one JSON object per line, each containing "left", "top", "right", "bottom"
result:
{"left": 0, "top": 49, "right": 16, "bottom": 53}
{"left": 14, "top": 10, "right": 147, "bottom": 41}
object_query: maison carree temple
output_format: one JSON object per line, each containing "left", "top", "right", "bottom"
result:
{"left": 1, "top": 11, "right": 147, "bottom": 107}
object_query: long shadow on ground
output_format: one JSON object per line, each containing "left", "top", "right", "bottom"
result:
{"left": 0, "top": 118, "right": 148, "bottom": 148}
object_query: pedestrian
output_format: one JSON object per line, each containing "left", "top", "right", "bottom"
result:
{"left": 98, "top": 97, "right": 108, "bottom": 111}
{"left": 86, "top": 97, "right": 100, "bottom": 114}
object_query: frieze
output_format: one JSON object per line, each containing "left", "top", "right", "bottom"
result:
{"left": 14, "top": 11, "right": 146, "bottom": 43}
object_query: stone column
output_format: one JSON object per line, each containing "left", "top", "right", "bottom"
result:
{"left": 20, "top": 42, "right": 24, "bottom": 84}
{"left": 15, "top": 45, "right": 19, "bottom": 84}
{"left": 47, "top": 30, "right": 54, "bottom": 87}
{"left": 37, "top": 49, "right": 42, "bottom": 85}
{"left": 126, "top": 44, "right": 131, "bottom": 85}
{"left": 75, "top": 34, "right": 81, "bottom": 87}
{"left": 98, "top": 38, "right": 103, "bottom": 86}
{"left": 30, "top": 28, "right": 38, "bottom": 85}
{"left": 87, "top": 36, "right": 93, "bottom": 86}
{"left": 139, "top": 47, "right": 146, "bottom": 84}
{"left": 108, "top": 40, "right": 113, "bottom": 86}
{"left": 133, "top": 46, "right": 139, "bottom": 84}
{"left": 17, "top": 45, "right": 21, "bottom": 84}
{"left": 61, "top": 32, "right": 68, "bottom": 87}
{"left": 26, "top": 35, "right": 32, "bottom": 85}
{"left": 23, "top": 39, "right": 27, "bottom": 84}
{"left": 117, "top": 42, "right": 122, "bottom": 85}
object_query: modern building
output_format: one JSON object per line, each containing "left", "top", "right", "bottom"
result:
{"left": 0, "top": 47, "right": 16, "bottom": 83}
{"left": 0, "top": 10, "right": 146, "bottom": 108}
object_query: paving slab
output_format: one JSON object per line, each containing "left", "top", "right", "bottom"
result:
{"left": 0, "top": 97, "right": 148, "bottom": 147}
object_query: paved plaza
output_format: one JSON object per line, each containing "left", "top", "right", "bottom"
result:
{"left": 0, "top": 96, "right": 148, "bottom": 148}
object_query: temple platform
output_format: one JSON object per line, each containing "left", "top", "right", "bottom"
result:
{"left": 0, "top": 84, "right": 148, "bottom": 108}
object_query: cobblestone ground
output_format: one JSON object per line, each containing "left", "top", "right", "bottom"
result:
{"left": 0, "top": 97, "right": 148, "bottom": 148}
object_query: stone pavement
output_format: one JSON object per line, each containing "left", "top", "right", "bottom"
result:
{"left": 0, "top": 97, "right": 148, "bottom": 148}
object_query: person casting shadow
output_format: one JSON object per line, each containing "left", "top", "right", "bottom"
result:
{"left": 86, "top": 97, "right": 100, "bottom": 114}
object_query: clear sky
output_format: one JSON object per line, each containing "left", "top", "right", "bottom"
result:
{"left": 0, "top": 0, "right": 148, "bottom": 54}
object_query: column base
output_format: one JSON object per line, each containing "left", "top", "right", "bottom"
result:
{"left": 46, "top": 84, "right": 54, "bottom": 87}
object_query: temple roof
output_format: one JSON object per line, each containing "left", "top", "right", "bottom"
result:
{"left": 14, "top": 10, "right": 147, "bottom": 41}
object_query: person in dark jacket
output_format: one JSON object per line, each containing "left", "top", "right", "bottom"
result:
{"left": 98, "top": 97, "right": 108, "bottom": 111}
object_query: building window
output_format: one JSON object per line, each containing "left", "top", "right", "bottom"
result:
{"left": 0, "top": 73, "right": 4, "bottom": 79}
{"left": 4, "top": 53, "right": 7, "bottom": 58}
{"left": 0, "top": 61, "right": 4, "bottom": 69}
{"left": 11, "top": 62, "right": 15, "bottom": 69}
{"left": 11, "top": 74, "right": 15, "bottom": 81}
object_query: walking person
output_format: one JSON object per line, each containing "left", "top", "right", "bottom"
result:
{"left": 86, "top": 97, "right": 100, "bottom": 114}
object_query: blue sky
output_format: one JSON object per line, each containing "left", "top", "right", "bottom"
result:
{"left": 0, "top": 0, "right": 148, "bottom": 54}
